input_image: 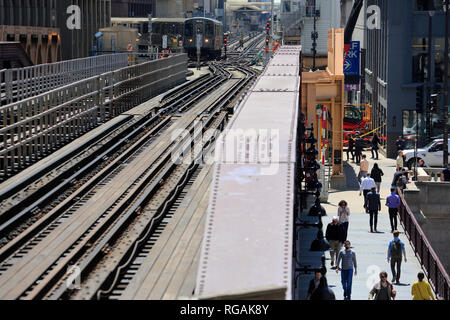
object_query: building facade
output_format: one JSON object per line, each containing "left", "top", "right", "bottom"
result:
{"left": 111, "top": 0, "right": 153, "bottom": 17}
{"left": 365, "top": 0, "right": 448, "bottom": 157}
{"left": 0, "top": 0, "right": 111, "bottom": 60}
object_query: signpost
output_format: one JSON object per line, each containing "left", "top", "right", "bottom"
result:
{"left": 344, "top": 41, "right": 360, "bottom": 92}
{"left": 162, "top": 35, "right": 168, "bottom": 49}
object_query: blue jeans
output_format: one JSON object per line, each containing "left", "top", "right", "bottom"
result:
{"left": 341, "top": 269, "right": 353, "bottom": 298}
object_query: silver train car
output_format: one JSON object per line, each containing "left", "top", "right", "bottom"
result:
{"left": 183, "top": 17, "right": 224, "bottom": 60}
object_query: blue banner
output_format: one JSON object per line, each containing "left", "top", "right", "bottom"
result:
{"left": 344, "top": 41, "right": 360, "bottom": 76}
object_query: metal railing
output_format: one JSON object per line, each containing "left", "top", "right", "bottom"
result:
{"left": 398, "top": 188, "right": 450, "bottom": 300}
{"left": 0, "top": 54, "right": 187, "bottom": 180}
{"left": 0, "top": 54, "right": 130, "bottom": 106}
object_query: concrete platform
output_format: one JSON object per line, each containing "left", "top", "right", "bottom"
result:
{"left": 298, "top": 151, "right": 428, "bottom": 300}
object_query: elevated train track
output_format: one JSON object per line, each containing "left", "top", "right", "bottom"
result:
{"left": 0, "top": 44, "right": 260, "bottom": 299}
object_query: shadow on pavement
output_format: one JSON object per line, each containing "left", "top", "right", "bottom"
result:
{"left": 339, "top": 162, "right": 360, "bottom": 191}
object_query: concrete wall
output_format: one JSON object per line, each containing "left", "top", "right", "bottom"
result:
{"left": 404, "top": 182, "right": 450, "bottom": 273}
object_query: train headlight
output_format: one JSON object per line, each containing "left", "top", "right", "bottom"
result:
{"left": 189, "top": 39, "right": 193, "bottom": 42}
{"left": 205, "top": 38, "right": 209, "bottom": 43}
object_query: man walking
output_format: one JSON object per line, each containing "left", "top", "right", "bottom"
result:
{"left": 325, "top": 217, "right": 345, "bottom": 268}
{"left": 358, "top": 154, "right": 369, "bottom": 182}
{"left": 441, "top": 163, "right": 450, "bottom": 182}
{"left": 395, "top": 136, "right": 406, "bottom": 151}
{"left": 306, "top": 270, "right": 322, "bottom": 300}
{"left": 364, "top": 187, "right": 381, "bottom": 233}
{"left": 355, "top": 135, "right": 363, "bottom": 164}
{"left": 386, "top": 188, "right": 401, "bottom": 233}
{"left": 336, "top": 240, "right": 357, "bottom": 300}
{"left": 387, "top": 230, "right": 407, "bottom": 284}
{"left": 360, "top": 173, "right": 376, "bottom": 200}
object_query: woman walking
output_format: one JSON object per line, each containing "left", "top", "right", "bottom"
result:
{"left": 368, "top": 271, "right": 396, "bottom": 300}
{"left": 371, "top": 133, "right": 380, "bottom": 160}
{"left": 411, "top": 272, "right": 435, "bottom": 300}
{"left": 338, "top": 200, "right": 350, "bottom": 241}
{"left": 370, "top": 163, "right": 384, "bottom": 193}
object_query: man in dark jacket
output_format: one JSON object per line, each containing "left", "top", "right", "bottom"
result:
{"left": 354, "top": 135, "right": 363, "bottom": 164}
{"left": 395, "top": 136, "right": 406, "bottom": 151}
{"left": 306, "top": 270, "right": 322, "bottom": 300}
{"left": 325, "top": 217, "right": 345, "bottom": 267}
{"left": 364, "top": 187, "right": 381, "bottom": 233}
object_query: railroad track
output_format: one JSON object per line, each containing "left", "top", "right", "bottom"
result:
{"left": 0, "top": 61, "right": 256, "bottom": 300}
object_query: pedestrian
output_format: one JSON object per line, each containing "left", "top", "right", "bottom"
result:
{"left": 337, "top": 200, "right": 350, "bottom": 241}
{"left": 392, "top": 168, "right": 408, "bottom": 190}
{"left": 395, "top": 136, "right": 406, "bottom": 151}
{"left": 386, "top": 187, "right": 401, "bottom": 233}
{"left": 368, "top": 271, "right": 397, "bottom": 300}
{"left": 411, "top": 272, "right": 435, "bottom": 300}
{"left": 336, "top": 240, "right": 357, "bottom": 300}
{"left": 358, "top": 154, "right": 369, "bottom": 183}
{"left": 396, "top": 151, "right": 404, "bottom": 171}
{"left": 418, "top": 159, "right": 428, "bottom": 168}
{"left": 325, "top": 216, "right": 345, "bottom": 268}
{"left": 441, "top": 163, "right": 450, "bottom": 182}
{"left": 310, "top": 276, "right": 336, "bottom": 300}
{"left": 306, "top": 270, "right": 322, "bottom": 300}
{"left": 360, "top": 172, "right": 376, "bottom": 200}
{"left": 364, "top": 187, "right": 381, "bottom": 233}
{"left": 347, "top": 135, "right": 355, "bottom": 161}
{"left": 371, "top": 133, "right": 380, "bottom": 160}
{"left": 355, "top": 135, "right": 363, "bottom": 164}
{"left": 387, "top": 230, "right": 407, "bottom": 284}
{"left": 370, "top": 163, "right": 384, "bottom": 193}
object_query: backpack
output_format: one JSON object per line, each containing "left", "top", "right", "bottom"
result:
{"left": 391, "top": 240, "right": 402, "bottom": 259}
{"left": 396, "top": 176, "right": 406, "bottom": 189}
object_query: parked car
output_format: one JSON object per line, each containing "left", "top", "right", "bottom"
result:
{"left": 403, "top": 139, "right": 450, "bottom": 169}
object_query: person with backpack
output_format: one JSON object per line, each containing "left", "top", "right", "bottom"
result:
{"left": 364, "top": 187, "right": 381, "bottom": 233}
{"left": 387, "top": 230, "right": 407, "bottom": 284}
{"left": 411, "top": 272, "right": 435, "bottom": 300}
{"left": 370, "top": 163, "right": 384, "bottom": 193}
{"left": 369, "top": 271, "right": 396, "bottom": 300}
{"left": 392, "top": 168, "right": 408, "bottom": 191}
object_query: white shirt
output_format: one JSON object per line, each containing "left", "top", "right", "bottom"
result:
{"left": 360, "top": 177, "right": 377, "bottom": 193}
{"left": 338, "top": 206, "right": 350, "bottom": 223}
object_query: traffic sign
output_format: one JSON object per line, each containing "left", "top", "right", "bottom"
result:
{"left": 162, "top": 35, "right": 168, "bottom": 49}
{"left": 127, "top": 43, "right": 133, "bottom": 52}
{"left": 344, "top": 41, "right": 360, "bottom": 76}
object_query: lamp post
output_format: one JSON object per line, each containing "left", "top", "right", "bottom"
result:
{"left": 444, "top": 0, "right": 449, "bottom": 166}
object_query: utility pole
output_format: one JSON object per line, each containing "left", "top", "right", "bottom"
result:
{"left": 312, "top": 10, "right": 317, "bottom": 71}
{"left": 426, "top": 8, "right": 435, "bottom": 144}
{"left": 271, "top": 0, "right": 275, "bottom": 54}
{"left": 444, "top": 0, "right": 449, "bottom": 166}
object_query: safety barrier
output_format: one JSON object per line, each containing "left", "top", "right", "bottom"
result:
{"left": 0, "top": 54, "right": 130, "bottom": 106}
{"left": 0, "top": 54, "right": 187, "bottom": 179}
{"left": 398, "top": 189, "right": 450, "bottom": 300}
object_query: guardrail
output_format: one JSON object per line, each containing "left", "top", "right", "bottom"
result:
{"left": 0, "top": 54, "right": 130, "bottom": 106}
{"left": 0, "top": 54, "right": 187, "bottom": 180}
{"left": 398, "top": 188, "right": 450, "bottom": 300}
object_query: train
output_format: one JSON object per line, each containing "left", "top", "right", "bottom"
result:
{"left": 183, "top": 17, "right": 224, "bottom": 60}
{"left": 109, "top": 16, "right": 224, "bottom": 59}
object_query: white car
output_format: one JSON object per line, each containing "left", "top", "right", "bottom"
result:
{"left": 403, "top": 139, "right": 450, "bottom": 168}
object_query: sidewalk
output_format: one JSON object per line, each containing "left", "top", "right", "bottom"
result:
{"left": 297, "top": 151, "right": 427, "bottom": 300}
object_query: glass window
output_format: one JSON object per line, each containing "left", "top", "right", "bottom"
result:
{"left": 185, "top": 22, "right": 193, "bottom": 37}
{"left": 205, "top": 22, "right": 214, "bottom": 37}
{"left": 412, "top": 38, "right": 428, "bottom": 52}
{"left": 415, "top": 0, "right": 445, "bottom": 11}
{"left": 412, "top": 53, "right": 427, "bottom": 82}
